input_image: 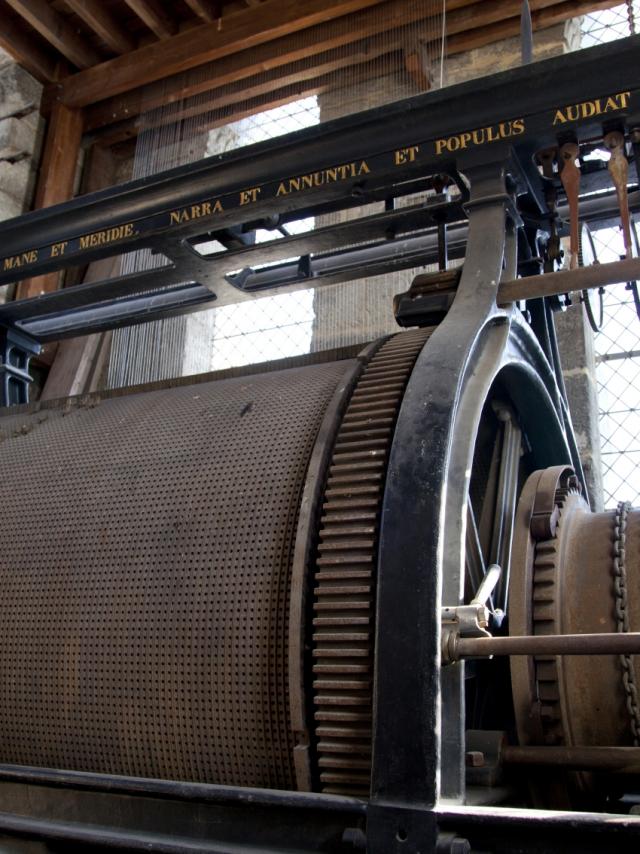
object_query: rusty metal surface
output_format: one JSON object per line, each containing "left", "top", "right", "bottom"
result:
{"left": 510, "top": 471, "right": 640, "bottom": 805}
{"left": 310, "top": 327, "right": 433, "bottom": 796}
{"left": 0, "top": 360, "right": 354, "bottom": 788}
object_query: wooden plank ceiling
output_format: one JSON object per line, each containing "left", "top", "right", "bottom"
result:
{"left": 0, "top": 0, "right": 625, "bottom": 144}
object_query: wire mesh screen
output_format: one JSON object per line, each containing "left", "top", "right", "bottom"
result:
{"left": 581, "top": 2, "right": 638, "bottom": 45}
{"left": 589, "top": 228, "right": 640, "bottom": 508}
{"left": 202, "top": 99, "right": 320, "bottom": 371}
{"left": 578, "top": 4, "right": 640, "bottom": 507}
{"left": 107, "top": 1, "right": 447, "bottom": 387}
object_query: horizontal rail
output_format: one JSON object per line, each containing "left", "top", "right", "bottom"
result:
{"left": 502, "top": 745, "right": 640, "bottom": 772}
{"left": 499, "top": 257, "right": 640, "bottom": 303}
{"left": 454, "top": 631, "right": 640, "bottom": 658}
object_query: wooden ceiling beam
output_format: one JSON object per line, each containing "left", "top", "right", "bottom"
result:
{"left": 83, "top": 0, "right": 588, "bottom": 134}
{"left": 0, "top": 3, "right": 58, "bottom": 81}
{"left": 182, "top": 0, "right": 219, "bottom": 23}
{"left": 122, "top": 0, "right": 180, "bottom": 39}
{"left": 104, "top": 54, "right": 396, "bottom": 151}
{"left": 90, "top": 33, "right": 407, "bottom": 145}
{"left": 447, "top": 0, "right": 622, "bottom": 56}
{"left": 82, "top": 0, "right": 478, "bottom": 131}
{"left": 63, "top": 0, "right": 136, "bottom": 55}
{"left": 4, "top": 0, "right": 102, "bottom": 69}
{"left": 17, "top": 101, "right": 83, "bottom": 300}
{"left": 54, "top": 0, "right": 390, "bottom": 108}
{"left": 89, "top": 0, "right": 622, "bottom": 148}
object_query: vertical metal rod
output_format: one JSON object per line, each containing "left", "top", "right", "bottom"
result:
{"left": 489, "top": 407, "right": 522, "bottom": 612}
{"left": 465, "top": 498, "right": 486, "bottom": 597}
{"left": 521, "top": 0, "right": 533, "bottom": 65}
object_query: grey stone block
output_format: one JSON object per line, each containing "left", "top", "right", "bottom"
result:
{"left": 556, "top": 303, "right": 604, "bottom": 511}
{"left": 0, "top": 159, "right": 34, "bottom": 207}
{"left": 0, "top": 116, "right": 35, "bottom": 159}
{"left": 0, "top": 188, "right": 23, "bottom": 221}
{"left": 0, "top": 63, "right": 42, "bottom": 120}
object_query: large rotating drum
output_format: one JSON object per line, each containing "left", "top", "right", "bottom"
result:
{"left": 0, "top": 322, "right": 639, "bottom": 814}
{"left": 0, "top": 329, "right": 429, "bottom": 793}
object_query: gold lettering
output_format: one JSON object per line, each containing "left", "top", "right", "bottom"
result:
{"left": 3, "top": 250, "right": 38, "bottom": 270}
{"left": 79, "top": 222, "right": 136, "bottom": 249}
{"left": 553, "top": 92, "right": 631, "bottom": 126}
{"left": 50, "top": 241, "right": 69, "bottom": 257}
{"left": 240, "top": 187, "right": 261, "bottom": 205}
{"left": 277, "top": 161, "right": 373, "bottom": 197}
{"left": 169, "top": 201, "right": 220, "bottom": 224}
{"left": 435, "top": 118, "right": 526, "bottom": 155}
{"left": 394, "top": 146, "right": 419, "bottom": 165}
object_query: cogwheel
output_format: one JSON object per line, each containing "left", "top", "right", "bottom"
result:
{"left": 310, "top": 327, "right": 432, "bottom": 795}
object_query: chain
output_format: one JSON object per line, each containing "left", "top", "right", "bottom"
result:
{"left": 613, "top": 500, "right": 640, "bottom": 745}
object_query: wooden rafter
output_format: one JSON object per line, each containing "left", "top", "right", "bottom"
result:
{"left": 54, "top": 0, "right": 390, "bottom": 108}
{"left": 0, "top": 3, "right": 58, "bottom": 82}
{"left": 122, "top": 0, "right": 178, "bottom": 40}
{"left": 17, "top": 101, "right": 83, "bottom": 301}
{"left": 81, "top": 0, "right": 464, "bottom": 130}
{"left": 91, "top": 33, "right": 409, "bottom": 145}
{"left": 82, "top": 0, "right": 603, "bottom": 134}
{"left": 447, "top": 0, "right": 620, "bottom": 54}
{"left": 90, "top": 0, "right": 623, "bottom": 147}
{"left": 182, "top": 0, "right": 219, "bottom": 23}
{"left": 63, "top": 0, "right": 136, "bottom": 55}
{"left": 104, "top": 54, "right": 396, "bottom": 154}
{"left": 4, "top": 0, "right": 102, "bottom": 69}
{"left": 404, "top": 44, "right": 431, "bottom": 92}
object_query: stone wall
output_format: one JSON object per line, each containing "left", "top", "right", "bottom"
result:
{"left": 0, "top": 47, "right": 43, "bottom": 305}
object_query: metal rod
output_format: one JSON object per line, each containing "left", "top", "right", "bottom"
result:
{"left": 502, "top": 745, "right": 640, "bottom": 772}
{"left": 455, "top": 632, "right": 640, "bottom": 658}
{"left": 0, "top": 811, "right": 232, "bottom": 853}
{"left": 498, "top": 257, "right": 640, "bottom": 304}
{"left": 0, "top": 764, "right": 365, "bottom": 812}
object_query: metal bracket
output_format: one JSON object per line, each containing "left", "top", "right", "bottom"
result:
{"left": 529, "top": 464, "right": 580, "bottom": 540}
{"left": 0, "top": 326, "right": 40, "bottom": 408}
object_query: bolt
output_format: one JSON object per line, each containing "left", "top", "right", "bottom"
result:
{"left": 437, "top": 834, "right": 471, "bottom": 854}
{"left": 465, "top": 750, "right": 485, "bottom": 768}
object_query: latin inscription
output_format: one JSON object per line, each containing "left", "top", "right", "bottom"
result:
{"left": 3, "top": 250, "right": 38, "bottom": 271}
{"left": 1, "top": 89, "right": 636, "bottom": 279}
{"left": 79, "top": 222, "right": 136, "bottom": 249}
{"left": 169, "top": 200, "right": 224, "bottom": 224}
{"left": 435, "top": 119, "right": 525, "bottom": 155}
{"left": 276, "top": 160, "right": 371, "bottom": 196}
{"left": 395, "top": 146, "right": 419, "bottom": 165}
{"left": 553, "top": 91, "right": 630, "bottom": 125}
